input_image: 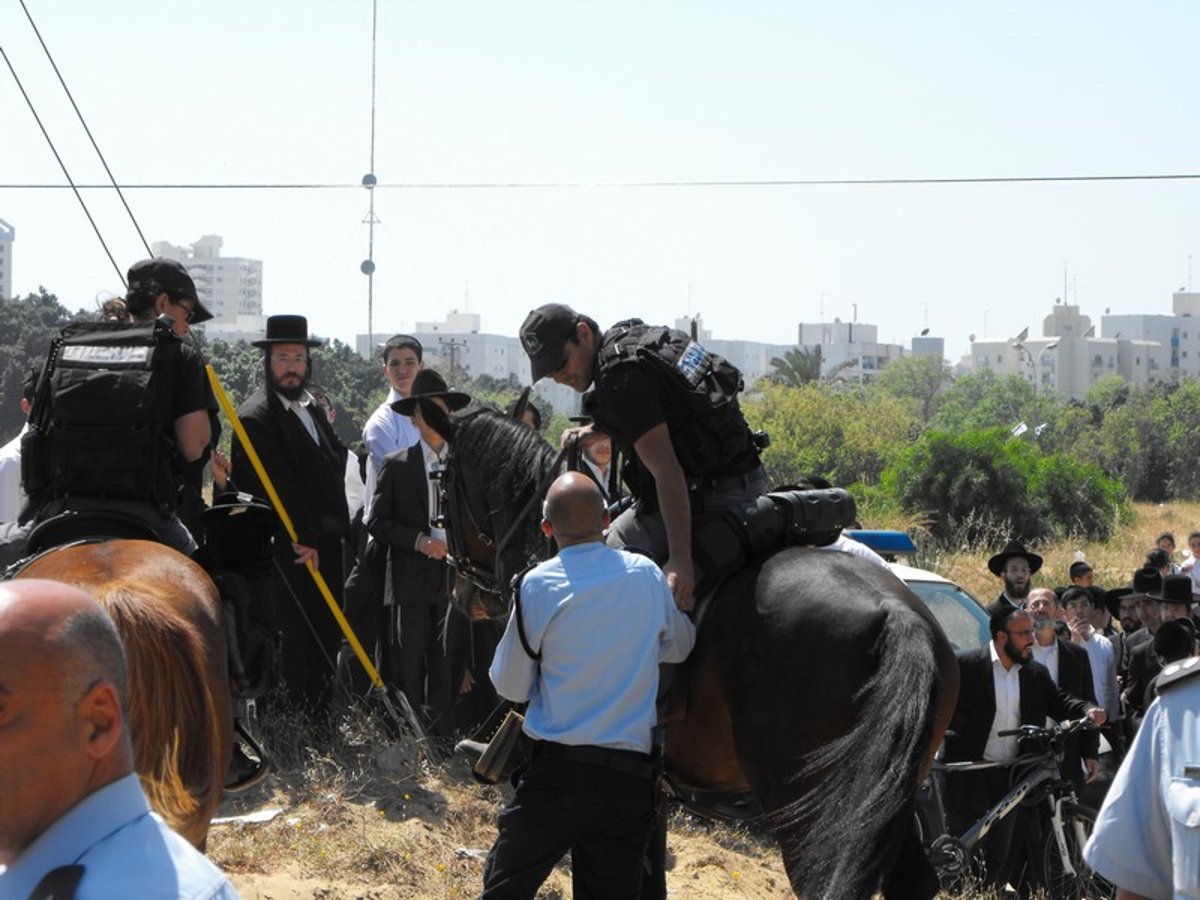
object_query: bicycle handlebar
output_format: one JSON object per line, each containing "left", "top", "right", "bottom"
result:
{"left": 996, "top": 717, "right": 1096, "bottom": 740}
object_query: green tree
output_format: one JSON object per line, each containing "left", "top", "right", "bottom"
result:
{"left": 768, "top": 346, "right": 823, "bottom": 387}
{"left": 930, "top": 370, "right": 1036, "bottom": 433}
{"left": 873, "top": 355, "right": 952, "bottom": 423}
{"left": 0, "top": 289, "right": 88, "bottom": 441}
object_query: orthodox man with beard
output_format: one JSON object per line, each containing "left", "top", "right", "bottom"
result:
{"left": 233, "top": 315, "right": 350, "bottom": 720}
{"left": 986, "top": 540, "right": 1041, "bottom": 614}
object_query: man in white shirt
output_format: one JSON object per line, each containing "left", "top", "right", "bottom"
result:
{"left": 0, "top": 368, "right": 34, "bottom": 524}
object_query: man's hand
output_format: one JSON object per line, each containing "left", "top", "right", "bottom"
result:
{"left": 559, "top": 423, "right": 595, "bottom": 449}
{"left": 1083, "top": 757, "right": 1101, "bottom": 783}
{"left": 664, "top": 558, "right": 695, "bottom": 612}
{"left": 292, "top": 542, "right": 319, "bottom": 568}
{"left": 1086, "top": 707, "right": 1108, "bottom": 727}
{"left": 419, "top": 535, "right": 449, "bottom": 560}
{"left": 1069, "top": 617, "right": 1095, "bottom": 642}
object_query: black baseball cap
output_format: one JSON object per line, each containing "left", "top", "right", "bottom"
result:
{"left": 520, "top": 303, "right": 580, "bottom": 383}
{"left": 127, "top": 258, "right": 213, "bottom": 324}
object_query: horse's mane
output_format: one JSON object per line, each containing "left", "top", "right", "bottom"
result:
{"left": 450, "top": 405, "right": 559, "bottom": 580}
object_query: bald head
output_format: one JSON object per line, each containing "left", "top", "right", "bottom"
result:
{"left": 0, "top": 580, "right": 132, "bottom": 864}
{"left": 542, "top": 472, "right": 608, "bottom": 546}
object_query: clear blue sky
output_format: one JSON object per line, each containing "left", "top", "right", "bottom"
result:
{"left": 4, "top": 1, "right": 1197, "bottom": 363}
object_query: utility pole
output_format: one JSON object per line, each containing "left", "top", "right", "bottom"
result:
{"left": 438, "top": 336, "right": 469, "bottom": 379}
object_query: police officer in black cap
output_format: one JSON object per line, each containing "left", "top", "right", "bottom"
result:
{"left": 0, "top": 258, "right": 213, "bottom": 565}
{"left": 519, "top": 305, "right": 766, "bottom": 611}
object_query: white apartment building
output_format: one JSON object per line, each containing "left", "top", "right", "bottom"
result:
{"left": 0, "top": 219, "right": 13, "bottom": 300}
{"left": 797, "top": 319, "right": 906, "bottom": 381}
{"left": 152, "top": 235, "right": 265, "bottom": 342}
{"left": 969, "top": 302, "right": 1168, "bottom": 402}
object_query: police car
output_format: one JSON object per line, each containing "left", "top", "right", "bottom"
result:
{"left": 847, "top": 530, "right": 990, "bottom": 652}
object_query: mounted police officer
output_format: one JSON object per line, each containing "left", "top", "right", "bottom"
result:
{"left": 519, "top": 304, "right": 767, "bottom": 611}
{"left": 1, "top": 258, "right": 213, "bottom": 565}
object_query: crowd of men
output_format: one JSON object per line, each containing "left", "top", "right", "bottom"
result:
{"left": 944, "top": 538, "right": 1200, "bottom": 896}
{"left": 3, "top": 267, "right": 1197, "bottom": 898}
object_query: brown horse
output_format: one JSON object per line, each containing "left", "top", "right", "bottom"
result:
{"left": 18, "top": 539, "right": 232, "bottom": 850}
{"left": 439, "top": 407, "right": 960, "bottom": 898}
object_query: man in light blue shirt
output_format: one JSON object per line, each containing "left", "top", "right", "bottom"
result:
{"left": 0, "top": 580, "right": 238, "bottom": 900}
{"left": 1084, "top": 656, "right": 1200, "bottom": 900}
{"left": 482, "top": 472, "right": 695, "bottom": 899}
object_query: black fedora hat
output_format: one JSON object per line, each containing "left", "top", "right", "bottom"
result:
{"left": 391, "top": 369, "right": 471, "bottom": 416}
{"left": 1128, "top": 566, "right": 1163, "bottom": 599}
{"left": 252, "top": 314, "right": 324, "bottom": 349}
{"left": 1102, "top": 586, "right": 1133, "bottom": 620}
{"left": 1147, "top": 573, "right": 1196, "bottom": 607}
{"left": 987, "top": 541, "right": 1043, "bottom": 577}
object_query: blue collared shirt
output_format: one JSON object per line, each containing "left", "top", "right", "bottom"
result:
{"left": 361, "top": 390, "right": 420, "bottom": 522}
{"left": 490, "top": 542, "right": 696, "bottom": 754}
{"left": 0, "top": 773, "right": 238, "bottom": 900}
{"left": 1084, "top": 665, "right": 1200, "bottom": 899}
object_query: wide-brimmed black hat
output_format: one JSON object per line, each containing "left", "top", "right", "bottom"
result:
{"left": 127, "top": 257, "right": 214, "bottom": 324}
{"left": 520, "top": 303, "right": 580, "bottom": 382}
{"left": 1154, "top": 618, "right": 1196, "bottom": 664}
{"left": 391, "top": 369, "right": 470, "bottom": 416}
{"left": 252, "top": 314, "right": 324, "bottom": 348}
{"left": 1102, "top": 586, "right": 1133, "bottom": 619}
{"left": 1147, "top": 573, "right": 1196, "bottom": 607}
{"left": 1128, "top": 566, "right": 1163, "bottom": 599}
{"left": 988, "top": 541, "right": 1043, "bottom": 577}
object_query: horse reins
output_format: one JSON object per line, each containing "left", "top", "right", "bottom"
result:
{"left": 442, "top": 438, "right": 573, "bottom": 599}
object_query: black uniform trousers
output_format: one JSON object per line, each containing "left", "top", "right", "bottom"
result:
{"left": 481, "top": 748, "right": 657, "bottom": 900}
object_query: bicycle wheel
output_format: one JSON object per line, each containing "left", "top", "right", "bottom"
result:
{"left": 1040, "top": 802, "right": 1115, "bottom": 899}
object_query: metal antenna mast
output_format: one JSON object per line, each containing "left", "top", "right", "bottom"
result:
{"left": 360, "top": 0, "right": 381, "bottom": 351}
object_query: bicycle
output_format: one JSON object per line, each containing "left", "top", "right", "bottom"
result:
{"left": 920, "top": 718, "right": 1115, "bottom": 898}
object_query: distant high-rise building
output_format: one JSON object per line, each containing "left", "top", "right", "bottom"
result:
{"left": 797, "top": 318, "right": 905, "bottom": 381}
{"left": 152, "top": 235, "right": 265, "bottom": 341}
{"left": 0, "top": 219, "right": 14, "bottom": 300}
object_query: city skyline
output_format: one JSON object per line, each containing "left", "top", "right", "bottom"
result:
{"left": 4, "top": 2, "right": 1197, "bottom": 363}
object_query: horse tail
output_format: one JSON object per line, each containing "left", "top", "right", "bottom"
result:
{"left": 100, "top": 584, "right": 223, "bottom": 845}
{"left": 767, "top": 593, "right": 950, "bottom": 899}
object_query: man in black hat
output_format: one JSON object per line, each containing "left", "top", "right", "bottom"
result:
{"left": 986, "top": 540, "right": 1043, "bottom": 613}
{"left": 518, "top": 304, "right": 765, "bottom": 610}
{"left": 367, "top": 369, "right": 469, "bottom": 735}
{"left": 0, "top": 258, "right": 214, "bottom": 566}
{"left": 232, "top": 315, "right": 350, "bottom": 720}
{"left": 1123, "top": 567, "right": 1167, "bottom": 730}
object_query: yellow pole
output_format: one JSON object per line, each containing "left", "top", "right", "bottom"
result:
{"left": 205, "top": 364, "right": 385, "bottom": 690}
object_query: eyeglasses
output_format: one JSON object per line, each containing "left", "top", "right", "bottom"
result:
{"left": 1006, "top": 628, "right": 1035, "bottom": 638}
{"left": 271, "top": 352, "right": 308, "bottom": 366}
{"left": 168, "top": 295, "right": 196, "bottom": 324}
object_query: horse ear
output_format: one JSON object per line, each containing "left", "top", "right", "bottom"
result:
{"left": 511, "top": 386, "right": 532, "bottom": 422}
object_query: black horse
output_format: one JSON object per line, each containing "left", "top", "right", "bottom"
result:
{"left": 438, "top": 406, "right": 960, "bottom": 898}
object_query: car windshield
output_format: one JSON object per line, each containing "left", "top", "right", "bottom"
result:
{"left": 905, "top": 580, "right": 990, "bottom": 652}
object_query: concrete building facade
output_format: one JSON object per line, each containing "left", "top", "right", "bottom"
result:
{"left": 152, "top": 235, "right": 265, "bottom": 342}
{"left": 797, "top": 319, "right": 906, "bottom": 381}
{"left": 0, "top": 219, "right": 13, "bottom": 300}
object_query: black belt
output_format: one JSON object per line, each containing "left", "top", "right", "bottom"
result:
{"left": 701, "top": 464, "right": 764, "bottom": 494}
{"left": 533, "top": 740, "right": 657, "bottom": 780}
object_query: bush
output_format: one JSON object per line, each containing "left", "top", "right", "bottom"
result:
{"left": 883, "top": 427, "right": 1127, "bottom": 545}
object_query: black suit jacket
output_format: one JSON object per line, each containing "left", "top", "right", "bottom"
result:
{"left": 368, "top": 443, "right": 447, "bottom": 604}
{"left": 1124, "top": 637, "right": 1162, "bottom": 722}
{"left": 1050, "top": 638, "right": 1101, "bottom": 764}
{"left": 232, "top": 387, "right": 349, "bottom": 548}
{"left": 946, "top": 646, "right": 1097, "bottom": 764}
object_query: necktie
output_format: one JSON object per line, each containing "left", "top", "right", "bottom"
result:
{"left": 28, "top": 864, "right": 85, "bottom": 900}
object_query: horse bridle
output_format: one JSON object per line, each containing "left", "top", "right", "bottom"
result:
{"left": 438, "top": 440, "right": 571, "bottom": 601}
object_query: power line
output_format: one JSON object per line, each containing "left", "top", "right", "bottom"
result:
{"left": 0, "top": 44, "right": 126, "bottom": 286}
{"left": 4, "top": 172, "right": 1200, "bottom": 191}
{"left": 19, "top": 0, "right": 152, "bottom": 257}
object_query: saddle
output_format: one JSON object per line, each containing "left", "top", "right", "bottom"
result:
{"left": 27, "top": 509, "right": 158, "bottom": 555}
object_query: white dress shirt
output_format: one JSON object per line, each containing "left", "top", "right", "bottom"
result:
{"left": 983, "top": 640, "right": 1023, "bottom": 763}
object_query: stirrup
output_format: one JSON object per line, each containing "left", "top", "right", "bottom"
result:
{"left": 224, "top": 712, "right": 272, "bottom": 793}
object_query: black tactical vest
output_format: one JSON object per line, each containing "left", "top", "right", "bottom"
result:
{"left": 22, "top": 319, "right": 180, "bottom": 512}
{"left": 590, "top": 319, "right": 759, "bottom": 480}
